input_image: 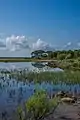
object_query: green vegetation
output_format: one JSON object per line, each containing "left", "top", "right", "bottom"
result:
{"left": 31, "top": 49, "right": 80, "bottom": 70}
{"left": 26, "top": 71, "right": 80, "bottom": 84}
{"left": 0, "top": 57, "right": 38, "bottom": 62}
{"left": 17, "top": 90, "right": 59, "bottom": 120}
{"left": 31, "top": 49, "right": 80, "bottom": 60}
{"left": 0, "top": 49, "right": 80, "bottom": 71}
{"left": 10, "top": 70, "right": 80, "bottom": 84}
{"left": 17, "top": 106, "right": 23, "bottom": 120}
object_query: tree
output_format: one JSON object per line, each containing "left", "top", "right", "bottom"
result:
{"left": 57, "top": 54, "right": 66, "bottom": 60}
{"left": 31, "top": 50, "right": 45, "bottom": 58}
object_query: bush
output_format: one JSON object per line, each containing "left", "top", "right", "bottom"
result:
{"left": 26, "top": 90, "right": 50, "bottom": 120}
{"left": 72, "top": 61, "right": 79, "bottom": 67}
{"left": 17, "top": 106, "right": 24, "bottom": 120}
{"left": 57, "top": 54, "right": 66, "bottom": 60}
{"left": 17, "top": 90, "right": 59, "bottom": 120}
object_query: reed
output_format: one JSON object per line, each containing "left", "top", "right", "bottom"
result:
{"left": 8, "top": 69, "right": 80, "bottom": 84}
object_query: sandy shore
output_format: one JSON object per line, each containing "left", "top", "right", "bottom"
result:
{"left": 44, "top": 98, "right": 80, "bottom": 120}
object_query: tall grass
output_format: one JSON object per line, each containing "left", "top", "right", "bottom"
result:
{"left": 26, "top": 71, "right": 80, "bottom": 84}
{"left": 9, "top": 70, "right": 80, "bottom": 84}
{"left": 0, "top": 67, "right": 80, "bottom": 84}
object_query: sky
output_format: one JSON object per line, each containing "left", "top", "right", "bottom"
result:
{"left": 0, "top": 0, "right": 80, "bottom": 57}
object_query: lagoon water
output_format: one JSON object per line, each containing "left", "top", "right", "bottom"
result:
{"left": 0, "top": 62, "right": 80, "bottom": 120}
{"left": 0, "top": 62, "right": 64, "bottom": 72}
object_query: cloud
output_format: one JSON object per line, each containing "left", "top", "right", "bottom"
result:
{"left": 32, "top": 39, "right": 55, "bottom": 51}
{"left": 62, "top": 41, "right": 80, "bottom": 50}
{"left": 0, "top": 34, "right": 80, "bottom": 54}
{"left": 77, "top": 42, "right": 80, "bottom": 47}
{"left": 0, "top": 41, "right": 6, "bottom": 48}
{"left": 63, "top": 42, "right": 72, "bottom": 48}
{"left": 6, "top": 35, "right": 30, "bottom": 51}
{"left": 67, "top": 42, "right": 72, "bottom": 46}
{"left": 62, "top": 42, "right": 73, "bottom": 50}
{"left": 0, "top": 37, "right": 55, "bottom": 52}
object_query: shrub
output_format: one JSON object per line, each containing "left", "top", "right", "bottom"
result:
{"left": 57, "top": 54, "right": 66, "bottom": 60}
{"left": 17, "top": 106, "right": 24, "bottom": 120}
{"left": 18, "top": 90, "right": 59, "bottom": 120}
{"left": 26, "top": 90, "right": 49, "bottom": 120}
{"left": 72, "top": 61, "right": 79, "bottom": 67}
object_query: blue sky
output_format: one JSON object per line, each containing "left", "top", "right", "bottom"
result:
{"left": 0, "top": 0, "right": 80, "bottom": 56}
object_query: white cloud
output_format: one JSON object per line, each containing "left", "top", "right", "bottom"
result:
{"left": 77, "top": 42, "right": 80, "bottom": 47}
{"left": 0, "top": 37, "right": 55, "bottom": 52}
{"left": 32, "top": 39, "right": 55, "bottom": 51}
{"left": 64, "top": 42, "right": 72, "bottom": 48}
{"left": 0, "top": 34, "right": 80, "bottom": 56}
{"left": 6, "top": 35, "right": 30, "bottom": 51}
{"left": 62, "top": 42, "right": 73, "bottom": 50}
{"left": 0, "top": 35, "right": 56, "bottom": 57}
{"left": 67, "top": 42, "right": 72, "bottom": 46}
{"left": 0, "top": 41, "right": 6, "bottom": 48}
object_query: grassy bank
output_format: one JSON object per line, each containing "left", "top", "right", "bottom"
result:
{"left": 0, "top": 58, "right": 37, "bottom": 62}
{"left": 0, "top": 58, "right": 56, "bottom": 62}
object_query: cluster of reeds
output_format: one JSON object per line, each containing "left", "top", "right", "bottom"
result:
{"left": 4, "top": 69, "right": 80, "bottom": 84}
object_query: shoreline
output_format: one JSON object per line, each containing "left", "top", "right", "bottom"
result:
{"left": 0, "top": 58, "right": 79, "bottom": 71}
{"left": 0, "top": 58, "right": 57, "bottom": 62}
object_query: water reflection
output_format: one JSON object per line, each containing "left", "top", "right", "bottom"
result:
{"left": 0, "top": 62, "right": 79, "bottom": 119}
{"left": 0, "top": 62, "right": 64, "bottom": 72}
{"left": 31, "top": 62, "right": 46, "bottom": 68}
{"left": 0, "top": 75, "right": 80, "bottom": 119}
{"left": 31, "top": 62, "right": 64, "bottom": 72}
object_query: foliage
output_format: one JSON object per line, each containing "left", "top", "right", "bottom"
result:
{"left": 25, "top": 71, "right": 80, "bottom": 84}
{"left": 26, "top": 90, "right": 49, "bottom": 120}
{"left": 57, "top": 54, "right": 66, "bottom": 60}
{"left": 30, "top": 49, "right": 80, "bottom": 70}
{"left": 31, "top": 49, "right": 80, "bottom": 60}
{"left": 17, "top": 106, "right": 24, "bottom": 120}
{"left": 17, "top": 90, "right": 58, "bottom": 120}
{"left": 10, "top": 68, "right": 80, "bottom": 84}
{"left": 31, "top": 50, "right": 45, "bottom": 58}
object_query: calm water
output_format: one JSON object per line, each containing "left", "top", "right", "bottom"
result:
{"left": 0, "top": 62, "right": 79, "bottom": 120}
{"left": 0, "top": 62, "right": 64, "bottom": 72}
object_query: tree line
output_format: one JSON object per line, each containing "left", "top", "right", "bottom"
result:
{"left": 31, "top": 49, "right": 80, "bottom": 60}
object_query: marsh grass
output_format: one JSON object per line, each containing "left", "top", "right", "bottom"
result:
{"left": 25, "top": 71, "right": 80, "bottom": 84}
{"left": 9, "top": 69, "right": 80, "bottom": 84}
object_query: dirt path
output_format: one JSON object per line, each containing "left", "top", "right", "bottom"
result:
{"left": 44, "top": 99, "right": 80, "bottom": 120}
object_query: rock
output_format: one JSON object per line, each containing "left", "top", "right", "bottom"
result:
{"left": 61, "top": 97, "right": 76, "bottom": 104}
{"left": 55, "top": 91, "right": 67, "bottom": 98}
{"left": 72, "top": 96, "right": 77, "bottom": 101}
{"left": 55, "top": 91, "right": 75, "bottom": 98}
